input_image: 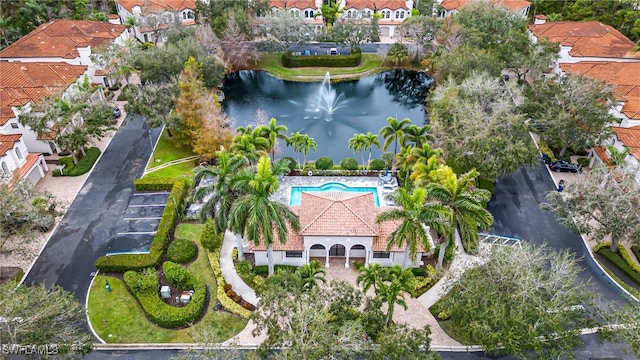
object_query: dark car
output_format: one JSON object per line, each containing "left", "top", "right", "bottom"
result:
{"left": 112, "top": 107, "right": 121, "bottom": 118}
{"left": 549, "top": 160, "right": 581, "bottom": 173}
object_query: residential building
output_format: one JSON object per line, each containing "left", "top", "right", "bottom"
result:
{"left": 591, "top": 126, "right": 640, "bottom": 169}
{"left": 433, "top": 0, "right": 531, "bottom": 18}
{"left": 0, "top": 19, "right": 129, "bottom": 86}
{"left": 268, "top": 0, "right": 414, "bottom": 38}
{"left": 529, "top": 19, "right": 640, "bottom": 74}
{"left": 0, "top": 62, "right": 90, "bottom": 157}
{"left": 114, "top": 0, "right": 198, "bottom": 43}
{"left": 0, "top": 134, "right": 49, "bottom": 185}
{"left": 249, "top": 191, "right": 431, "bottom": 268}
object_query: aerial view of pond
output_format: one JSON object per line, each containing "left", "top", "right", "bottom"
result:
{"left": 221, "top": 69, "right": 433, "bottom": 161}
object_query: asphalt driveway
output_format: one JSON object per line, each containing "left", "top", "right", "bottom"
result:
{"left": 24, "top": 115, "right": 160, "bottom": 302}
{"left": 487, "top": 163, "right": 628, "bottom": 304}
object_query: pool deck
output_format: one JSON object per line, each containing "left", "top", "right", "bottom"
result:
{"left": 272, "top": 175, "right": 399, "bottom": 206}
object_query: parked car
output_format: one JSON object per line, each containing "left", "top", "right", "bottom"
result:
{"left": 112, "top": 107, "right": 121, "bottom": 118}
{"left": 549, "top": 160, "right": 581, "bottom": 173}
{"left": 302, "top": 50, "right": 312, "bottom": 56}
{"left": 328, "top": 48, "right": 338, "bottom": 55}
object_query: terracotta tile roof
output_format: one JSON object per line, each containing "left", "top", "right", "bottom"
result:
{"left": 12, "top": 153, "right": 41, "bottom": 183}
{"left": 528, "top": 21, "right": 638, "bottom": 59}
{"left": 0, "top": 134, "right": 22, "bottom": 157}
{"left": 0, "top": 20, "right": 127, "bottom": 59}
{"left": 116, "top": 0, "right": 196, "bottom": 14}
{"left": 346, "top": 0, "right": 409, "bottom": 10}
{"left": 592, "top": 146, "right": 611, "bottom": 165}
{"left": 612, "top": 126, "right": 640, "bottom": 159}
{"left": 560, "top": 62, "right": 640, "bottom": 121}
{"left": 249, "top": 215, "right": 305, "bottom": 251}
{"left": 439, "top": 0, "right": 530, "bottom": 12}
{"left": 297, "top": 192, "right": 379, "bottom": 236}
{"left": 0, "top": 62, "right": 87, "bottom": 126}
{"left": 373, "top": 210, "right": 404, "bottom": 251}
{"left": 269, "top": 0, "right": 317, "bottom": 9}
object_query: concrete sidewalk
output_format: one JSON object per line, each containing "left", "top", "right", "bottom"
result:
{"left": 219, "top": 231, "right": 258, "bottom": 305}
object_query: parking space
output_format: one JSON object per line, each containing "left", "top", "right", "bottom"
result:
{"left": 106, "top": 192, "right": 169, "bottom": 255}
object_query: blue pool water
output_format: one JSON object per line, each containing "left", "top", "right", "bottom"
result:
{"left": 289, "top": 182, "right": 380, "bottom": 206}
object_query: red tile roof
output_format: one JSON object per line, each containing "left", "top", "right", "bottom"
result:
{"left": 269, "top": 0, "right": 317, "bottom": 9}
{"left": 0, "top": 134, "right": 22, "bottom": 157}
{"left": 439, "top": 0, "right": 530, "bottom": 12}
{"left": 529, "top": 21, "right": 638, "bottom": 59}
{"left": 269, "top": 0, "right": 409, "bottom": 10}
{"left": 0, "top": 20, "right": 127, "bottom": 59}
{"left": 12, "top": 153, "right": 42, "bottom": 183}
{"left": 116, "top": 0, "right": 196, "bottom": 14}
{"left": 0, "top": 62, "right": 88, "bottom": 125}
{"left": 592, "top": 146, "right": 611, "bottom": 165}
{"left": 560, "top": 62, "right": 640, "bottom": 121}
{"left": 612, "top": 126, "right": 640, "bottom": 159}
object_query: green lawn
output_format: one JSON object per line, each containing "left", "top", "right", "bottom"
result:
{"left": 142, "top": 162, "right": 196, "bottom": 180}
{"left": 260, "top": 53, "right": 388, "bottom": 81}
{"left": 148, "top": 128, "right": 196, "bottom": 169}
{"left": 87, "top": 223, "right": 248, "bottom": 343}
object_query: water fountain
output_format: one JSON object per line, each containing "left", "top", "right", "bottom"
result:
{"left": 309, "top": 72, "right": 347, "bottom": 118}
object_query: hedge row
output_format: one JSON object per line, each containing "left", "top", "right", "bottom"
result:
{"left": 55, "top": 147, "right": 101, "bottom": 176}
{"left": 253, "top": 264, "right": 298, "bottom": 275}
{"left": 632, "top": 246, "right": 640, "bottom": 264}
{"left": 95, "top": 179, "right": 188, "bottom": 272}
{"left": 596, "top": 245, "right": 640, "bottom": 286}
{"left": 207, "top": 250, "right": 252, "bottom": 319}
{"left": 123, "top": 262, "right": 206, "bottom": 328}
{"left": 282, "top": 50, "right": 361, "bottom": 68}
{"left": 133, "top": 177, "right": 177, "bottom": 191}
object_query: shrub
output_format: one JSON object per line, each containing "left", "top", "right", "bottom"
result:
{"left": 223, "top": 283, "right": 232, "bottom": 292}
{"left": 282, "top": 50, "right": 361, "bottom": 68}
{"left": 95, "top": 179, "right": 188, "bottom": 272}
{"left": 281, "top": 156, "right": 297, "bottom": 170}
{"left": 369, "top": 159, "right": 386, "bottom": 171}
{"left": 616, "top": 244, "right": 640, "bottom": 276}
{"left": 200, "top": 220, "right": 222, "bottom": 251}
{"left": 340, "top": 157, "right": 359, "bottom": 170}
{"left": 133, "top": 178, "right": 176, "bottom": 191}
{"left": 430, "top": 301, "right": 450, "bottom": 321}
{"left": 232, "top": 248, "right": 238, "bottom": 261}
{"left": 226, "top": 289, "right": 237, "bottom": 298}
{"left": 243, "top": 302, "right": 255, "bottom": 311}
{"left": 207, "top": 249, "right": 252, "bottom": 318}
{"left": 167, "top": 239, "right": 197, "bottom": 264}
{"left": 537, "top": 139, "right": 556, "bottom": 161}
{"left": 353, "top": 260, "right": 364, "bottom": 271}
{"left": 128, "top": 267, "right": 159, "bottom": 293}
{"left": 410, "top": 268, "right": 427, "bottom": 277}
{"left": 632, "top": 246, "right": 640, "bottom": 263}
{"left": 577, "top": 158, "right": 590, "bottom": 167}
{"left": 108, "top": 83, "right": 121, "bottom": 91}
{"left": 593, "top": 242, "right": 611, "bottom": 253}
{"left": 235, "top": 260, "right": 253, "bottom": 279}
{"left": 597, "top": 248, "right": 640, "bottom": 285}
{"left": 232, "top": 294, "right": 242, "bottom": 303}
{"left": 253, "top": 265, "right": 268, "bottom": 275}
{"left": 123, "top": 262, "right": 207, "bottom": 328}
{"left": 477, "top": 178, "right": 494, "bottom": 194}
{"left": 411, "top": 265, "right": 438, "bottom": 298}
{"left": 252, "top": 274, "right": 265, "bottom": 289}
{"left": 315, "top": 156, "right": 334, "bottom": 170}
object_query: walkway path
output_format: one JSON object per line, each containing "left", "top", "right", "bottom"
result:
{"left": 219, "top": 231, "right": 258, "bottom": 305}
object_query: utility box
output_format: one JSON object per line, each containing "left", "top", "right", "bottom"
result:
{"left": 160, "top": 286, "right": 171, "bottom": 299}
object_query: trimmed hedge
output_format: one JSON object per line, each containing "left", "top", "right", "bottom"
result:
{"left": 57, "top": 147, "right": 101, "bottom": 176}
{"left": 596, "top": 245, "right": 640, "bottom": 286}
{"left": 207, "top": 250, "right": 252, "bottom": 319}
{"left": 253, "top": 264, "right": 298, "bottom": 275}
{"left": 95, "top": 179, "right": 188, "bottom": 272}
{"left": 315, "top": 156, "right": 334, "bottom": 170}
{"left": 369, "top": 159, "right": 386, "bottom": 171}
{"left": 282, "top": 50, "right": 361, "bottom": 68}
{"left": 281, "top": 156, "right": 297, "bottom": 171}
{"left": 632, "top": 246, "right": 640, "bottom": 264}
{"left": 200, "top": 220, "right": 223, "bottom": 251}
{"left": 123, "top": 262, "right": 206, "bottom": 328}
{"left": 167, "top": 239, "right": 197, "bottom": 264}
{"left": 478, "top": 178, "right": 494, "bottom": 194}
{"left": 340, "top": 157, "right": 359, "bottom": 171}
{"left": 133, "top": 178, "right": 177, "bottom": 191}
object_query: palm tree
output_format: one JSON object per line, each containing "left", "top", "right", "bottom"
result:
{"left": 376, "top": 187, "right": 451, "bottom": 269}
{"left": 356, "top": 263, "right": 384, "bottom": 293}
{"left": 229, "top": 156, "right": 301, "bottom": 275}
{"left": 376, "top": 266, "right": 414, "bottom": 328}
{"left": 348, "top": 133, "right": 367, "bottom": 168}
{"left": 314, "top": 0, "right": 344, "bottom": 30}
{"left": 379, "top": 117, "right": 411, "bottom": 172}
{"left": 403, "top": 124, "right": 434, "bottom": 149}
{"left": 410, "top": 155, "right": 444, "bottom": 186}
{"left": 193, "top": 149, "right": 247, "bottom": 259}
{"left": 125, "top": 16, "right": 138, "bottom": 41}
{"left": 295, "top": 260, "right": 326, "bottom": 291}
{"left": 363, "top": 132, "right": 381, "bottom": 167}
{"left": 426, "top": 167, "right": 493, "bottom": 265}
{"left": 258, "top": 118, "right": 288, "bottom": 162}
{"left": 230, "top": 133, "right": 269, "bottom": 165}
{"left": 287, "top": 132, "right": 317, "bottom": 168}
{"left": 607, "top": 145, "right": 630, "bottom": 167}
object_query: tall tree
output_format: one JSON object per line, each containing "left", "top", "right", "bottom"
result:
{"left": 286, "top": 132, "right": 317, "bottom": 168}
{"left": 229, "top": 156, "right": 300, "bottom": 275}
{"left": 0, "top": 282, "right": 94, "bottom": 357}
{"left": 430, "top": 71, "right": 538, "bottom": 180}
{"left": 386, "top": 43, "right": 409, "bottom": 66}
{"left": 379, "top": 117, "right": 412, "bottom": 172}
{"left": 375, "top": 266, "right": 414, "bottom": 327}
{"left": 315, "top": 0, "right": 344, "bottom": 30}
{"left": 397, "top": 15, "right": 442, "bottom": 62}
{"left": 403, "top": 124, "right": 433, "bottom": 149}
{"left": 426, "top": 167, "right": 493, "bottom": 259}
{"left": 519, "top": 74, "right": 620, "bottom": 156}
{"left": 124, "top": 80, "right": 181, "bottom": 134}
{"left": 257, "top": 118, "right": 288, "bottom": 162}
{"left": 437, "top": 242, "right": 594, "bottom": 358}
{"left": 356, "top": 263, "right": 384, "bottom": 293}
{"left": 331, "top": 17, "right": 377, "bottom": 52}
{"left": 348, "top": 133, "right": 367, "bottom": 168}
{"left": 294, "top": 260, "right": 326, "bottom": 291}
{"left": 543, "top": 165, "right": 640, "bottom": 252}
{"left": 376, "top": 187, "right": 451, "bottom": 269}
{"left": 363, "top": 132, "right": 381, "bottom": 167}
{"left": 174, "top": 57, "right": 206, "bottom": 149}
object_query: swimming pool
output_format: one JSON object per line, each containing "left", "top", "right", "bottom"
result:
{"left": 289, "top": 182, "right": 380, "bottom": 206}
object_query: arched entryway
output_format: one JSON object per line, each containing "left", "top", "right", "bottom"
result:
{"left": 329, "top": 244, "right": 345, "bottom": 257}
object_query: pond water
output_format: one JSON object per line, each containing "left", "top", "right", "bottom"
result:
{"left": 221, "top": 69, "right": 432, "bottom": 161}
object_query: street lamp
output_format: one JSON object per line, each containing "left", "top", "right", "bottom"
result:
{"left": 148, "top": 128, "right": 155, "bottom": 163}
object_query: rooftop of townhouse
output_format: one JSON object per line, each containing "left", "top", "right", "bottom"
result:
{"left": 437, "top": 0, "right": 531, "bottom": 12}
{"left": 0, "top": 19, "right": 127, "bottom": 59}
{"left": 116, "top": 0, "right": 197, "bottom": 14}
{"left": 269, "top": 0, "right": 411, "bottom": 10}
{"left": 529, "top": 20, "right": 639, "bottom": 59}
{"left": 611, "top": 126, "right": 640, "bottom": 160}
{"left": 0, "top": 62, "right": 88, "bottom": 126}
{"left": 561, "top": 61, "right": 640, "bottom": 122}
{"left": 0, "top": 134, "right": 22, "bottom": 157}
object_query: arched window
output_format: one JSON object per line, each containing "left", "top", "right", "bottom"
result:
{"left": 144, "top": 34, "right": 148, "bottom": 42}
{"left": 305, "top": 10, "right": 309, "bottom": 17}
{"left": 188, "top": 11, "right": 193, "bottom": 19}
{"left": 15, "top": 147, "right": 23, "bottom": 160}
{"left": 1, "top": 162, "right": 8, "bottom": 175}
{"left": 310, "top": 10, "right": 314, "bottom": 17}
{"left": 183, "top": 12, "right": 187, "bottom": 19}
{"left": 395, "top": 11, "right": 399, "bottom": 18}
{"left": 386, "top": 11, "right": 390, "bottom": 18}
{"left": 366, "top": 10, "right": 371, "bottom": 18}
{"left": 400, "top": 11, "right": 404, "bottom": 18}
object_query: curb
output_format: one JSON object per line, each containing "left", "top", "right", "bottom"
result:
{"left": 85, "top": 270, "right": 108, "bottom": 344}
